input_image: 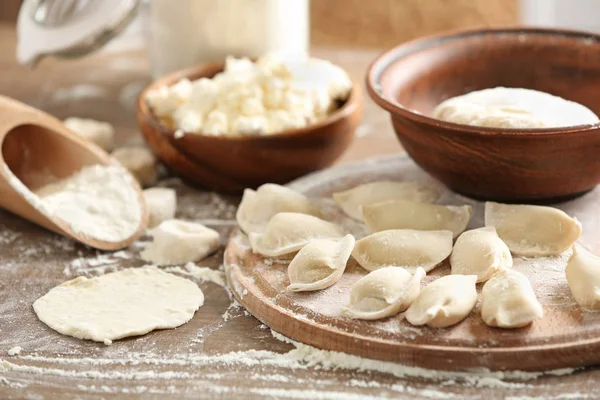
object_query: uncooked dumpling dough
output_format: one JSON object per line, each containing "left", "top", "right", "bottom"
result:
{"left": 237, "top": 183, "right": 321, "bottom": 234}
{"left": 249, "top": 212, "right": 344, "bottom": 257}
{"left": 344, "top": 267, "right": 425, "bottom": 320}
{"left": 64, "top": 117, "right": 115, "bottom": 151}
{"left": 450, "top": 226, "right": 512, "bottom": 283}
{"left": 332, "top": 181, "right": 439, "bottom": 220}
{"left": 33, "top": 266, "right": 204, "bottom": 345}
{"left": 362, "top": 199, "right": 471, "bottom": 238}
{"left": 433, "top": 87, "right": 599, "bottom": 129}
{"left": 143, "top": 187, "right": 177, "bottom": 229}
{"left": 405, "top": 275, "right": 478, "bottom": 328}
{"left": 287, "top": 235, "right": 355, "bottom": 292}
{"left": 566, "top": 245, "right": 600, "bottom": 310}
{"left": 485, "top": 202, "right": 581, "bottom": 256}
{"left": 481, "top": 269, "right": 543, "bottom": 328}
{"left": 352, "top": 229, "right": 453, "bottom": 272}
{"left": 141, "top": 219, "right": 220, "bottom": 265}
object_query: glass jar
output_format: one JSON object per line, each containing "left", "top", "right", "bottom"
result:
{"left": 144, "top": 0, "right": 310, "bottom": 77}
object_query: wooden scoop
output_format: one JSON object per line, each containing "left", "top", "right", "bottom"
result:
{"left": 0, "top": 95, "right": 147, "bottom": 251}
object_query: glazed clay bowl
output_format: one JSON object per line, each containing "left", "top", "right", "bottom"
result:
{"left": 137, "top": 61, "right": 362, "bottom": 194}
{"left": 367, "top": 27, "right": 600, "bottom": 202}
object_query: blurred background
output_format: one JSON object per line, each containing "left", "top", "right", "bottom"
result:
{"left": 2, "top": 0, "right": 518, "bottom": 49}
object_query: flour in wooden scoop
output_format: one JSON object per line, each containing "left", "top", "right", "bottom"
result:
{"left": 32, "top": 164, "right": 142, "bottom": 242}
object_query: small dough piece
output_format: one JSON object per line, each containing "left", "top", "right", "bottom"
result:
{"left": 481, "top": 269, "right": 543, "bottom": 328}
{"left": 450, "top": 226, "right": 512, "bottom": 283}
{"left": 332, "top": 181, "right": 439, "bottom": 220}
{"left": 362, "top": 199, "right": 471, "bottom": 238}
{"left": 287, "top": 234, "right": 355, "bottom": 292}
{"left": 111, "top": 146, "right": 158, "bottom": 187}
{"left": 249, "top": 212, "right": 344, "bottom": 257}
{"left": 64, "top": 117, "right": 115, "bottom": 151}
{"left": 405, "top": 275, "right": 478, "bottom": 328}
{"left": 344, "top": 267, "right": 425, "bottom": 320}
{"left": 485, "top": 202, "right": 581, "bottom": 256}
{"left": 352, "top": 229, "right": 453, "bottom": 272}
{"left": 143, "top": 188, "right": 177, "bottom": 229}
{"left": 33, "top": 266, "right": 204, "bottom": 344}
{"left": 141, "top": 219, "right": 220, "bottom": 265}
{"left": 236, "top": 184, "right": 321, "bottom": 234}
{"left": 565, "top": 245, "right": 600, "bottom": 310}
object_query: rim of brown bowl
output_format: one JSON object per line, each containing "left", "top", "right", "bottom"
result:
{"left": 137, "top": 60, "right": 362, "bottom": 144}
{"left": 366, "top": 26, "right": 600, "bottom": 138}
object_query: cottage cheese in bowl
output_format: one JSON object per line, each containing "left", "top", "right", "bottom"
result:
{"left": 145, "top": 55, "right": 353, "bottom": 137}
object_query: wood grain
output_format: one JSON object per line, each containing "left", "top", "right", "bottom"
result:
{"left": 310, "top": 0, "right": 517, "bottom": 48}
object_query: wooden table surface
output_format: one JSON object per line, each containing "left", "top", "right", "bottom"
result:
{"left": 0, "top": 23, "right": 599, "bottom": 400}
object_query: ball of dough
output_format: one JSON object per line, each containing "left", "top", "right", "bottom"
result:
{"left": 111, "top": 146, "right": 158, "bottom": 187}
{"left": 565, "top": 245, "right": 600, "bottom": 310}
{"left": 432, "top": 87, "right": 599, "bottom": 129}
{"left": 33, "top": 266, "right": 203, "bottom": 345}
{"left": 143, "top": 188, "right": 177, "bottom": 229}
{"left": 64, "top": 117, "right": 115, "bottom": 151}
{"left": 141, "top": 219, "right": 220, "bottom": 265}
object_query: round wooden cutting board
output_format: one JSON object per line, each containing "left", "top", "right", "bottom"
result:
{"left": 224, "top": 155, "right": 600, "bottom": 371}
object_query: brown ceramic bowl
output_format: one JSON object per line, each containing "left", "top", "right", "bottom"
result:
{"left": 367, "top": 27, "right": 600, "bottom": 202}
{"left": 137, "top": 61, "right": 362, "bottom": 194}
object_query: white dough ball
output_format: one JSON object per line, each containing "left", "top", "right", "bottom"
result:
{"left": 433, "top": 87, "right": 599, "bottom": 129}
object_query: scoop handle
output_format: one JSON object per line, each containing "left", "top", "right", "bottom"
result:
{"left": 0, "top": 95, "right": 68, "bottom": 140}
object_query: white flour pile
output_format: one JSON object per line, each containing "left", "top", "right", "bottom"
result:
{"left": 33, "top": 164, "right": 141, "bottom": 242}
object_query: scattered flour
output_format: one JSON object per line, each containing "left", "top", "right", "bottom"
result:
{"left": 0, "top": 328, "right": 580, "bottom": 398}
{"left": 164, "top": 262, "right": 226, "bottom": 287}
{"left": 222, "top": 300, "right": 244, "bottom": 322}
{"left": 7, "top": 347, "right": 21, "bottom": 356}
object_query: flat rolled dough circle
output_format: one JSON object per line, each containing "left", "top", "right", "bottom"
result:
{"left": 33, "top": 266, "right": 204, "bottom": 344}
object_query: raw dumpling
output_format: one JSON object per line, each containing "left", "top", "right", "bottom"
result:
{"left": 484, "top": 202, "right": 581, "bottom": 256}
{"left": 344, "top": 267, "right": 426, "bottom": 320}
{"left": 362, "top": 199, "right": 471, "bottom": 238}
{"left": 236, "top": 183, "right": 321, "bottom": 234}
{"left": 405, "top": 275, "right": 478, "bottom": 328}
{"left": 332, "top": 181, "right": 439, "bottom": 220}
{"left": 249, "top": 212, "right": 344, "bottom": 257}
{"left": 481, "top": 269, "right": 543, "bottom": 328}
{"left": 352, "top": 229, "right": 453, "bottom": 272}
{"left": 140, "top": 219, "right": 220, "bottom": 265}
{"left": 450, "top": 226, "right": 512, "bottom": 283}
{"left": 287, "top": 235, "right": 355, "bottom": 292}
{"left": 565, "top": 245, "right": 600, "bottom": 310}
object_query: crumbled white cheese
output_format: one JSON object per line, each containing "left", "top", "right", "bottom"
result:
{"left": 146, "top": 55, "right": 352, "bottom": 136}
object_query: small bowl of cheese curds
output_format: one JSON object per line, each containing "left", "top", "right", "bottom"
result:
{"left": 137, "top": 55, "right": 362, "bottom": 193}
